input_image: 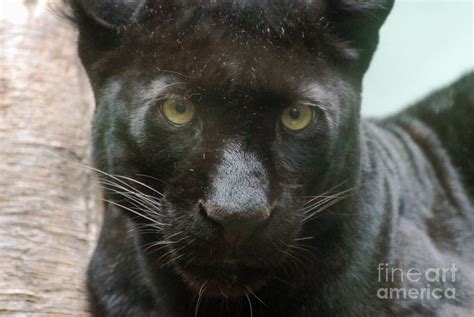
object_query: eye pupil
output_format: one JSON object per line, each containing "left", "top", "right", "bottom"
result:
{"left": 162, "top": 98, "right": 196, "bottom": 125}
{"left": 175, "top": 102, "right": 187, "bottom": 113}
{"left": 289, "top": 108, "right": 300, "bottom": 119}
{"left": 281, "top": 104, "right": 315, "bottom": 131}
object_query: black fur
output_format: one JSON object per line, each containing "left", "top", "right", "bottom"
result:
{"left": 65, "top": 0, "right": 473, "bottom": 316}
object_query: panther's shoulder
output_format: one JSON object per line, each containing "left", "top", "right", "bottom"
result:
{"left": 383, "top": 72, "right": 474, "bottom": 196}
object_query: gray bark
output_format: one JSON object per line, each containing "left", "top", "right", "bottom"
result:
{"left": 0, "top": 0, "right": 101, "bottom": 315}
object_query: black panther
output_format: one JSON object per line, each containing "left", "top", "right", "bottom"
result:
{"left": 65, "top": 0, "right": 473, "bottom": 315}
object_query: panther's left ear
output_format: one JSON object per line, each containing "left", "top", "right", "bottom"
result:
{"left": 329, "top": 0, "right": 395, "bottom": 75}
{"left": 64, "top": 0, "right": 148, "bottom": 52}
{"left": 65, "top": 0, "right": 147, "bottom": 30}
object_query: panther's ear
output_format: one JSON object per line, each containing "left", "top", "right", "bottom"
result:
{"left": 64, "top": 0, "right": 147, "bottom": 50}
{"left": 329, "top": 0, "right": 394, "bottom": 75}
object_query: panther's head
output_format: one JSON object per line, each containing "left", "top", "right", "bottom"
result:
{"left": 67, "top": 0, "right": 393, "bottom": 297}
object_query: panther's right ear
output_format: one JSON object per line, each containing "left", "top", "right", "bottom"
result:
{"left": 64, "top": 0, "right": 147, "bottom": 50}
{"left": 328, "top": 0, "right": 395, "bottom": 76}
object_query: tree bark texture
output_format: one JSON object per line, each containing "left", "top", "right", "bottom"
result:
{"left": 0, "top": 0, "right": 101, "bottom": 315}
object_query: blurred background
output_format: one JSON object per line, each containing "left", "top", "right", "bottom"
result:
{"left": 363, "top": 0, "right": 474, "bottom": 116}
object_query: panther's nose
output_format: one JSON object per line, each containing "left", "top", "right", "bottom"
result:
{"left": 199, "top": 201, "right": 271, "bottom": 242}
{"left": 201, "top": 142, "right": 272, "bottom": 242}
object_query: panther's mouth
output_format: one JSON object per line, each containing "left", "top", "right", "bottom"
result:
{"left": 177, "top": 262, "right": 270, "bottom": 298}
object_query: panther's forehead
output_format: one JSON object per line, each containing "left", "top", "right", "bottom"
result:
{"left": 108, "top": 39, "right": 319, "bottom": 102}
{"left": 122, "top": 0, "right": 358, "bottom": 65}
{"left": 84, "top": 1, "right": 361, "bottom": 99}
{"left": 139, "top": 0, "right": 329, "bottom": 40}
{"left": 73, "top": 0, "right": 393, "bottom": 87}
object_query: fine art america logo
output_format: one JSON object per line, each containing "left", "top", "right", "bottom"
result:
{"left": 377, "top": 263, "right": 457, "bottom": 300}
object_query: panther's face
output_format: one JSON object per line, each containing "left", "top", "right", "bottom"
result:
{"left": 71, "top": 0, "right": 392, "bottom": 298}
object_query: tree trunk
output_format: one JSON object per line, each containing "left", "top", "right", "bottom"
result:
{"left": 0, "top": 0, "right": 101, "bottom": 315}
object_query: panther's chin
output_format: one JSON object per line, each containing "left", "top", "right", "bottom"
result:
{"left": 177, "top": 262, "right": 270, "bottom": 298}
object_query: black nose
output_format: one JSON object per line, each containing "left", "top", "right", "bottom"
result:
{"left": 200, "top": 202, "right": 271, "bottom": 242}
{"left": 200, "top": 143, "right": 272, "bottom": 243}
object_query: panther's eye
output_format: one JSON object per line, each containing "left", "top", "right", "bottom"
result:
{"left": 281, "top": 104, "right": 315, "bottom": 131}
{"left": 161, "top": 97, "right": 196, "bottom": 126}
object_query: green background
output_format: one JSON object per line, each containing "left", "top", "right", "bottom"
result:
{"left": 362, "top": 0, "right": 474, "bottom": 117}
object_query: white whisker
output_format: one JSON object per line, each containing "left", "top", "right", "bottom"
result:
{"left": 195, "top": 280, "right": 208, "bottom": 317}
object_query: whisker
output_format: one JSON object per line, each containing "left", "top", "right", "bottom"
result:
{"left": 279, "top": 245, "right": 306, "bottom": 268}
{"left": 301, "top": 185, "right": 358, "bottom": 213}
{"left": 100, "top": 181, "right": 162, "bottom": 214}
{"left": 100, "top": 185, "right": 165, "bottom": 228}
{"left": 114, "top": 174, "right": 165, "bottom": 197}
{"left": 275, "top": 237, "right": 318, "bottom": 277}
{"left": 300, "top": 182, "right": 363, "bottom": 224}
{"left": 245, "top": 292, "right": 253, "bottom": 317}
{"left": 301, "top": 180, "right": 350, "bottom": 206}
{"left": 143, "top": 236, "right": 187, "bottom": 252}
{"left": 167, "top": 252, "right": 187, "bottom": 266}
{"left": 158, "top": 69, "right": 188, "bottom": 78}
{"left": 44, "top": 151, "right": 165, "bottom": 199}
{"left": 301, "top": 194, "right": 342, "bottom": 214}
{"left": 101, "top": 182, "right": 159, "bottom": 208}
{"left": 293, "top": 236, "right": 314, "bottom": 241}
{"left": 136, "top": 173, "right": 168, "bottom": 185}
{"left": 103, "top": 199, "right": 160, "bottom": 225}
{"left": 100, "top": 178, "right": 162, "bottom": 204}
{"left": 301, "top": 195, "right": 349, "bottom": 224}
{"left": 245, "top": 285, "right": 266, "bottom": 307}
{"left": 273, "top": 276, "right": 294, "bottom": 288}
{"left": 157, "top": 245, "right": 187, "bottom": 267}
{"left": 195, "top": 280, "right": 208, "bottom": 317}
{"left": 287, "top": 243, "right": 313, "bottom": 255}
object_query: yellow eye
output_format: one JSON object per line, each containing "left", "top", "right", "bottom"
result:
{"left": 281, "top": 104, "right": 315, "bottom": 131}
{"left": 161, "top": 97, "right": 196, "bottom": 125}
